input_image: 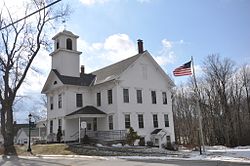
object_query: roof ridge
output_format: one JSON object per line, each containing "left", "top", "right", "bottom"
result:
{"left": 91, "top": 52, "right": 142, "bottom": 74}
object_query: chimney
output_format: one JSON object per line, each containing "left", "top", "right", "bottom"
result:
{"left": 80, "top": 65, "right": 85, "bottom": 77}
{"left": 137, "top": 39, "right": 144, "bottom": 54}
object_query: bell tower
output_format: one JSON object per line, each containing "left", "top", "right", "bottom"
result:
{"left": 50, "top": 30, "right": 82, "bottom": 77}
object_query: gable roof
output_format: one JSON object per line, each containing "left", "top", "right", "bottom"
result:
{"left": 66, "top": 106, "right": 106, "bottom": 116}
{"left": 91, "top": 53, "right": 142, "bottom": 85}
{"left": 52, "top": 69, "right": 95, "bottom": 86}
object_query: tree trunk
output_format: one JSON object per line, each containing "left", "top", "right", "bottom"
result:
{"left": 1, "top": 100, "right": 16, "bottom": 155}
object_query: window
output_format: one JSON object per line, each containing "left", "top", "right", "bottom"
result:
{"left": 97, "top": 92, "right": 101, "bottom": 106}
{"left": 56, "top": 39, "right": 59, "bottom": 49}
{"left": 151, "top": 91, "right": 157, "bottom": 104}
{"left": 58, "top": 94, "right": 62, "bottom": 109}
{"left": 108, "top": 115, "right": 113, "bottom": 130}
{"left": 136, "top": 90, "right": 142, "bottom": 104}
{"left": 93, "top": 118, "right": 97, "bottom": 131}
{"left": 125, "top": 114, "right": 131, "bottom": 129}
{"left": 138, "top": 114, "right": 144, "bottom": 128}
{"left": 76, "top": 94, "right": 83, "bottom": 107}
{"left": 58, "top": 119, "right": 62, "bottom": 130}
{"left": 123, "top": 88, "right": 129, "bottom": 103}
{"left": 153, "top": 114, "right": 158, "bottom": 128}
{"left": 164, "top": 114, "right": 169, "bottom": 127}
{"left": 162, "top": 92, "right": 167, "bottom": 104}
{"left": 166, "top": 136, "right": 171, "bottom": 144}
{"left": 50, "top": 96, "right": 54, "bottom": 110}
{"left": 87, "top": 123, "right": 92, "bottom": 130}
{"left": 66, "top": 38, "right": 72, "bottom": 50}
{"left": 50, "top": 120, "right": 53, "bottom": 134}
{"left": 107, "top": 89, "right": 112, "bottom": 104}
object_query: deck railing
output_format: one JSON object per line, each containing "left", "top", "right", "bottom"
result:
{"left": 79, "top": 130, "right": 127, "bottom": 141}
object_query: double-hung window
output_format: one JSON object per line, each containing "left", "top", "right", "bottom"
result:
{"left": 97, "top": 92, "right": 101, "bottom": 106}
{"left": 108, "top": 115, "right": 113, "bottom": 130}
{"left": 136, "top": 90, "right": 142, "bottom": 104}
{"left": 76, "top": 94, "right": 83, "bottom": 107}
{"left": 153, "top": 114, "right": 158, "bottom": 128}
{"left": 164, "top": 114, "right": 169, "bottom": 127}
{"left": 151, "top": 91, "right": 157, "bottom": 104}
{"left": 123, "top": 89, "right": 129, "bottom": 103}
{"left": 107, "top": 89, "right": 112, "bottom": 104}
{"left": 162, "top": 92, "right": 167, "bottom": 104}
{"left": 58, "top": 94, "right": 62, "bottom": 109}
{"left": 138, "top": 114, "right": 144, "bottom": 128}
{"left": 50, "top": 96, "right": 54, "bottom": 110}
{"left": 125, "top": 114, "right": 131, "bottom": 129}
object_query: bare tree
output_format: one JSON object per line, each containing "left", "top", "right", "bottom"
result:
{"left": 0, "top": 0, "right": 69, "bottom": 154}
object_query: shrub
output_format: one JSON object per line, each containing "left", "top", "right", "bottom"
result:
{"left": 146, "top": 141, "right": 153, "bottom": 147}
{"left": 126, "top": 127, "right": 140, "bottom": 146}
{"left": 138, "top": 137, "right": 145, "bottom": 146}
{"left": 81, "top": 135, "right": 90, "bottom": 144}
{"left": 57, "top": 128, "right": 62, "bottom": 143}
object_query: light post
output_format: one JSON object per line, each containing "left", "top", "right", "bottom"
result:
{"left": 27, "top": 113, "right": 32, "bottom": 152}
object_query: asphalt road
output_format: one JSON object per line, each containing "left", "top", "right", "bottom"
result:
{"left": 0, "top": 156, "right": 249, "bottom": 166}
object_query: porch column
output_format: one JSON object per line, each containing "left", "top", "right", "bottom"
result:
{"left": 79, "top": 117, "right": 81, "bottom": 143}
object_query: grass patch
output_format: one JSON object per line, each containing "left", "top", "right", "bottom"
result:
{"left": 0, "top": 144, "right": 75, "bottom": 156}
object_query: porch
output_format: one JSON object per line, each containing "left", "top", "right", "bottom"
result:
{"left": 64, "top": 106, "right": 127, "bottom": 143}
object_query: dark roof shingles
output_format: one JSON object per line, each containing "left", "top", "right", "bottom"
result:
{"left": 66, "top": 106, "right": 106, "bottom": 116}
{"left": 52, "top": 69, "right": 95, "bottom": 86}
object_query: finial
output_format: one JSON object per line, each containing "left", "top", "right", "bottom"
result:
{"left": 62, "top": 20, "right": 66, "bottom": 30}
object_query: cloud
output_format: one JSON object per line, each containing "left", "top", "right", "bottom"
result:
{"left": 78, "top": 33, "right": 137, "bottom": 72}
{"left": 79, "top": 0, "right": 110, "bottom": 6}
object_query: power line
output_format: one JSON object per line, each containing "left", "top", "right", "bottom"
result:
{"left": 0, "top": 0, "right": 62, "bottom": 31}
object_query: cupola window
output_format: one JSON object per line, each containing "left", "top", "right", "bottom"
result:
{"left": 66, "top": 38, "right": 72, "bottom": 50}
{"left": 56, "top": 39, "right": 60, "bottom": 49}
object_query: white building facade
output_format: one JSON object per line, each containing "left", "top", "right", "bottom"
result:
{"left": 42, "top": 30, "right": 175, "bottom": 146}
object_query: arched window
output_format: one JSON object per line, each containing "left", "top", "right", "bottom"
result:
{"left": 66, "top": 38, "right": 72, "bottom": 50}
{"left": 56, "top": 39, "right": 60, "bottom": 49}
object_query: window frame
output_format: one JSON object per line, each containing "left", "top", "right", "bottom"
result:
{"left": 108, "top": 115, "right": 113, "bottom": 130}
{"left": 123, "top": 88, "right": 129, "bottom": 103}
{"left": 50, "top": 120, "right": 53, "bottom": 134}
{"left": 164, "top": 114, "right": 170, "bottom": 127}
{"left": 76, "top": 93, "right": 83, "bottom": 107}
{"left": 50, "top": 96, "right": 54, "bottom": 110}
{"left": 58, "top": 119, "right": 62, "bottom": 130}
{"left": 58, "top": 94, "right": 62, "bottom": 109}
{"left": 136, "top": 89, "right": 142, "bottom": 104}
{"left": 162, "top": 92, "right": 168, "bottom": 104}
{"left": 66, "top": 38, "right": 72, "bottom": 50}
{"left": 125, "top": 114, "right": 131, "bottom": 129}
{"left": 151, "top": 91, "right": 157, "bottom": 104}
{"left": 153, "top": 114, "right": 158, "bottom": 128}
{"left": 107, "top": 89, "right": 113, "bottom": 104}
{"left": 97, "top": 92, "right": 101, "bottom": 106}
{"left": 138, "top": 114, "right": 144, "bottom": 129}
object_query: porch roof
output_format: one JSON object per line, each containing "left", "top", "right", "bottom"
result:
{"left": 66, "top": 106, "right": 106, "bottom": 118}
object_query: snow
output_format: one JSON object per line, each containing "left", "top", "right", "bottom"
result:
{"left": 116, "top": 145, "right": 250, "bottom": 163}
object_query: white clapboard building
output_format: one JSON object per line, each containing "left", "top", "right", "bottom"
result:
{"left": 42, "top": 30, "right": 175, "bottom": 146}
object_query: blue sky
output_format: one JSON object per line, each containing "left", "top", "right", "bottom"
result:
{"left": 64, "top": 0, "right": 249, "bottom": 77}
{"left": 2, "top": 0, "right": 250, "bottom": 122}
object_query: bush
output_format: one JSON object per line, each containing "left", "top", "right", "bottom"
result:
{"left": 146, "top": 141, "right": 153, "bottom": 147}
{"left": 126, "top": 127, "right": 140, "bottom": 146}
{"left": 81, "top": 135, "right": 90, "bottom": 144}
{"left": 163, "top": 142, "right": 178, "bottom": 151}
{"left": 138, "top": 137, "right": 145, "bottom": 146}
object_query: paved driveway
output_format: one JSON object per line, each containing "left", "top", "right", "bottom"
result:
{"left": 0, "top": 156, "right": 249, "bottom": 166}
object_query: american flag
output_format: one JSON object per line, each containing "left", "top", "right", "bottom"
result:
{"left": 173, "top": 61, "right": 192, "bottom": 76}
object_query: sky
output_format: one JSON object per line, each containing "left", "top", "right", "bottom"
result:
{"left": 1, "top": 0, "right": 250, "bottom": 122}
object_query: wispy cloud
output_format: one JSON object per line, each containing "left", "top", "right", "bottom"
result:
{"left": 137, "top": 0, "right": 151, "bottom": 3}
{"left": 153, "top": 38, "right": 186, "bottom": 67}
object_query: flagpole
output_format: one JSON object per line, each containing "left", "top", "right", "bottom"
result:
{"left": 191, "top": 56, "right": 205, "bottom": 154}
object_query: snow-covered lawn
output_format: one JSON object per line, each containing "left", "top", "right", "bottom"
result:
{"left": 116, "top": 145, "right": 250, "bottom": 163}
